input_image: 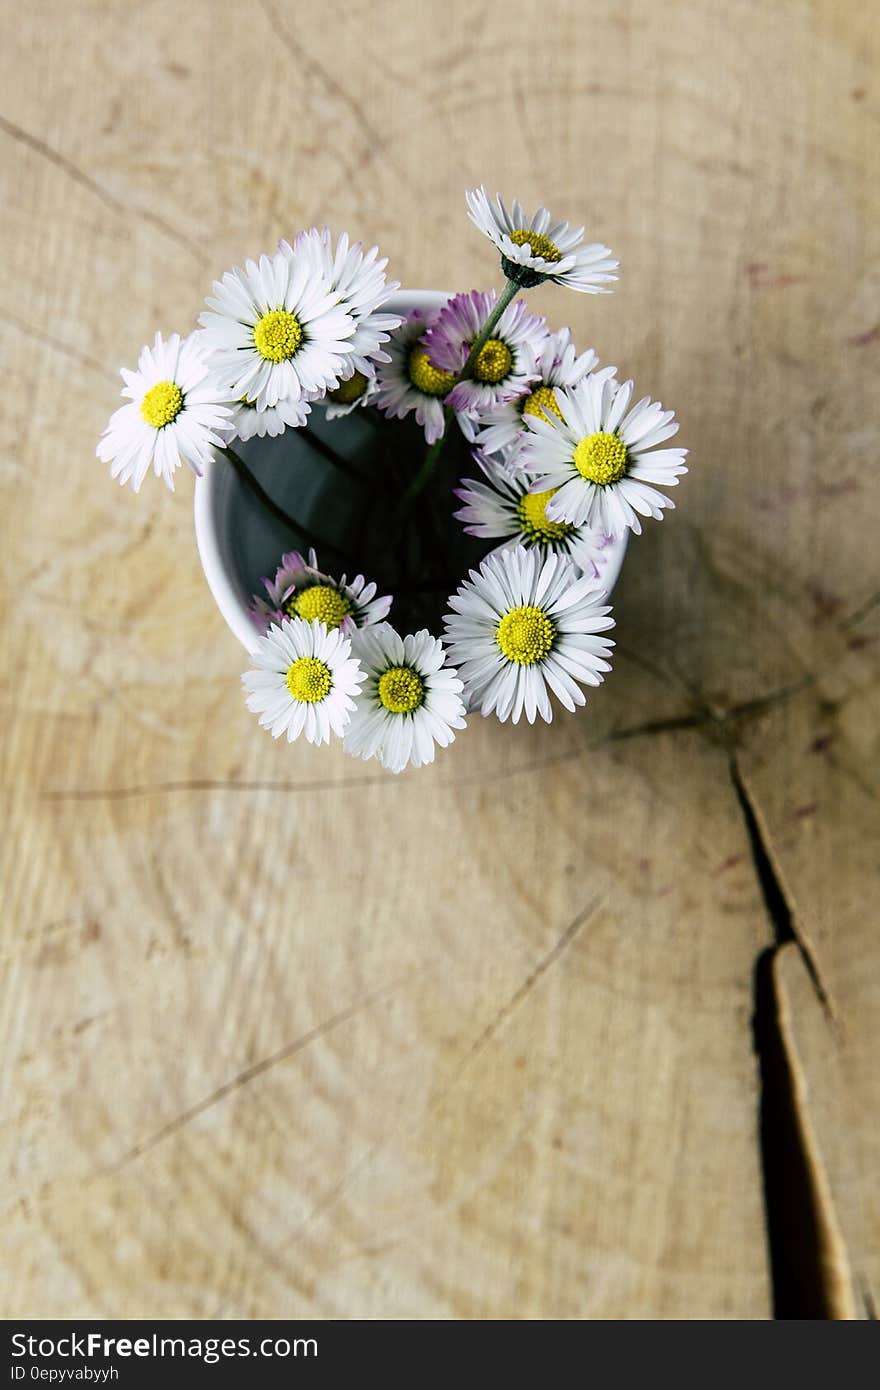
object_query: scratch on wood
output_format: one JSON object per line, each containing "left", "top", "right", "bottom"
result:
{"left": 608, "top": 711, "right": 712, "bottom": 741}
{"left": 289, "top": 900, "right": 602, "bottom": 1243}
{"left": 41, "top": 679, "right": 815, "bottom": 805}
{"left": 42, "top": 773, "right": 399, "bottom": 801}
{"left": 40, "top": 745, "right": 594, "bottom": 802}
{"left": 438, "top": 897, "right": 603, "bottom": 1100}
{"left": 0, "top": 110, "right": 124, "bottom": 211}
{"left": 105, "top": 978, "right": 406, "bottom": 1173}
{"left": 0, "top": 306, "right": 117, "bottom": 381}
{"left": 844, "top": 588, "right": 880, "bottom": 628}
{"left": 257, "top": 0, "right": 401, "bottom": 183}
{"left": 0, "top": 113, "right": 207, "bottom": 266}
{"left": 134, "top": 207, "right": 209, "bottom": 265}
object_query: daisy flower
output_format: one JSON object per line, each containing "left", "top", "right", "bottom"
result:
{"left": 454, "top": 449, "right": 612, "bottom": 579}
{"left": 321, "top": 368, "right": 379, "bottom": 420}
{"left": 466, "top": 187, "right": 619, "bottom": 293}
{"left": 518, "top": 375, "right": 688, "bottom": 536}
{"left": 375, "top": 309, "right": 455, "bottom": 445}
{"left": 287, "top": 228, "right": 403, "bottom": 378}
{"left": 242, "top": 617, "right": 364, "bottom": 746}
{"left": 443, "top": 546, "right": 615, "bottom": 724}
{"left": 199, "top": 246, "right": 355, "bottom": 410}
{"left": 423, "top": 289, "right": 548, "bottom": 416}
{"left": 344, "top": 625, "right": 466, "bottom": 774}
{"left": 249, "top": 549, "right": 392, "bottom": 637}
{"left": 474, "top": 327, "right": 616, "bottom": 465}
{"left": 97, "top": 332, "right": 233, "bottom": 493}
{"left": 228, "top": 395, "right": 311, "bottom": 442}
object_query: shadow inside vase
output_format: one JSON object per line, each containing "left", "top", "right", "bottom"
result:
{"left": 227, "top": 408, "right": 488, "bottom": 636}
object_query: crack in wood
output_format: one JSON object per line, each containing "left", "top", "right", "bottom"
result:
{"left": 40, "top": 678, "right": 815, "bottom": 804}
{"left": 859, "top": 1276, "right": 878, "bottom": 1320}
{"left": 729, "top": 755, "right": 855, "bottom": 1318}
{"left": 730, "top": 756, "right": 833, "bottom": 1019}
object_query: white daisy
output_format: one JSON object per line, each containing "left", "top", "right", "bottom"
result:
{"left": 249, "top": 548, "right": 392, "bottom": 637}
{"left": 454, "top": 449, "right": 612, "bottom": 579}
{"left": 443, "top": 546, "right": 615, "bottom": 724}
{"left": 518, "top": 375, "right": 688, "bottom": 536}
{"left": 286, "top": 228, "right": 403, "bottom": 377}
{"left": 375, "top": 309, "right": 454, "bottom": 444}
{"left": 199, "top": 246, "right": 355, "bottom": 410}
{"left": 474, "top": 327, "right": 616, "bottom": 465}
{"left": 97, "top": 332, "right": 233, "bottom": 493}
{"left": 320, "top": 367, "right": 379, "bottom": 420}
{"left": 466, "top": 186, "right": 619, "bottom": 293}
{"left": 344, "top": 624, "right": 466, "bottom": 774}
{"left": 423, "top": 288, "right": 548, "bottom": 416}
{"left": 242, "top": 617, "right": 364, "bottom": 746}
{"left": 229, "top": 394, "right": 311, "bottom": 442}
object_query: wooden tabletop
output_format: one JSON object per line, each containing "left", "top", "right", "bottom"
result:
{"left": 2, "top": 0, "right": 878, "bottom": 1319}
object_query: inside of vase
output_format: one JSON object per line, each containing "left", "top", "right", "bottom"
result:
{"left": 211, "top": 406, "right": 487, "bottom": 640}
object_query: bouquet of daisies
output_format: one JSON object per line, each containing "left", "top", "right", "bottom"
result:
{"left": 98, "top": 188, "right": 688, "bottom": 773}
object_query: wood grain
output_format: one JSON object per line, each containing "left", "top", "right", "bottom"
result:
{"left": 1, "top": 0, "right": 877, "bottom": 1318}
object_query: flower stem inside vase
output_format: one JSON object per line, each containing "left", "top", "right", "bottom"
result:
{"left": 227, "top": 405, "right": 488, "bottom": 636}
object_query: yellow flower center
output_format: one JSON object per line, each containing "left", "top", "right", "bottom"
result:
{"left": 328, "top": 370, "right": 369, "bottom": 404}
{"left": 521, "top": 384, "right": 563, "bottom": 424}
{"left": 408, "top": 347, "right": 455, "bottom": 397}
{"left": 286, "top": 656, "right": 332, "bottom": 704}
{"left": 573, "top": 431, "right": 628, "bottom": 486}
{"left": 141, "top": 381, "right": 184, "bottom": 429}
{"left": 253, "top": 309, "right": 303, "bottom": 363}
{"left": 287, "top": 584, "right": 352, "bottom": 630}
{"left": 515, "top": 489, "right": 576, "bottom": 546}
{"left": 508, "top": 228, "right": 562, "bottom": 263}
{"left": 496, "top": 604, "right": 557, "bottom": 665}
{"left": 377, "top": 666, "right": 425, "bottom": 714}
{"left": 472, "top": 336, "right": 513, "bottom": 384}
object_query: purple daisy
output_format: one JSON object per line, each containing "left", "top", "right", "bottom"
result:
{"left": 249, "top": 549, "right": 392, "bottom": 636}
{"left": 423, "top": 289, "right": 549, "bottom": 418}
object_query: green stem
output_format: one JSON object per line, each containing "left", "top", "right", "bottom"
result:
{"left": 458, "top": 277, "right": 521, "bottom": 384}
{"left": 400, "top": 410, "right": 453, "bottom": 508}
{"left": 402, "top": 277, "right": 521, "bottom": 508}
{"left": 220, "top": 446, "right": 343, "bottom": 559}
{"left": 305, "top": 425, "right": 369, "bottom": 483}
